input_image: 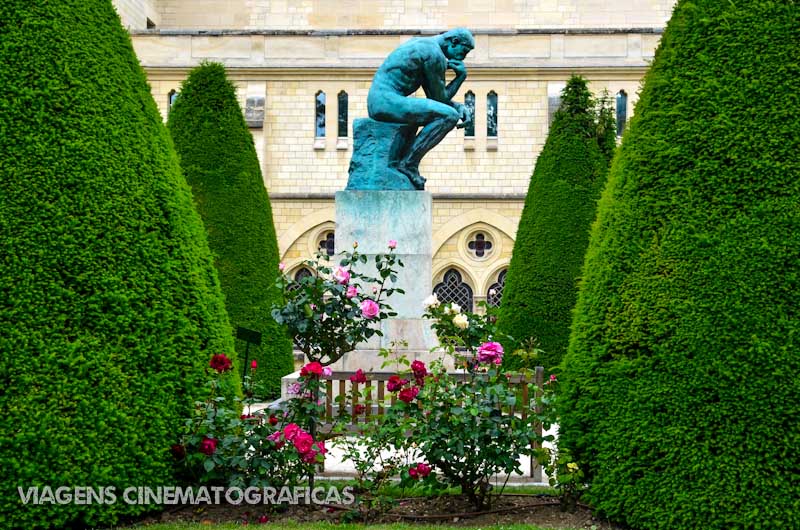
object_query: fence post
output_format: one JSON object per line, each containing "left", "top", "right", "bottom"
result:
{"left": 531, "top": 366, "right": 545, "bottom": 481}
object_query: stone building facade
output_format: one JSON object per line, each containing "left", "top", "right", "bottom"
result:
{"left": 114, "top": 0, "right": 676, "bottom": 312}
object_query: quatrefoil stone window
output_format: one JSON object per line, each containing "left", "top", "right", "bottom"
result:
{"left": 467, "top": 233, "right": 493, "bottom": 258}
{"left": 319, "top": 232, "right": 335, "bottom": 256}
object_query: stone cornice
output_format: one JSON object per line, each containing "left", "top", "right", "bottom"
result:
{"left": 131, "top": 27, "right": 664, "bottom": 37}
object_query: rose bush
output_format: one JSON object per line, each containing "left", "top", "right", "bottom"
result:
{"left": 175, "top": 355, "right": 327, "bottom": 489}
{"left": 271, "top": 242, "right": 403, "bottom": 367}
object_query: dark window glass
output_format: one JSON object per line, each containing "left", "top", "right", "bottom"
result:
{"left": 168, "top": 89, "right": 179, "bottom": 111}
{"left": 467, "top": 233, "right": 493, "bottom": 258}
{"left": 464, "top": 91, "right": 475, "bottom": 137}
{"left": 548, "top": 95, "right": 561, "bottom": 127}
{"left": 337, "top": 91, "right": 348, "bottom": 137}
{"left": 433, "top": 269, "right": 474, "bottom": 312}
{"left": 616, "top": 90, "right": 628, "bottom": 137}
{"left": 487, "top": 91, "right": 498, "bottom": 137}
{"left": 315, "top": 90, "right": 326, "bottom": 137}
{"left": 319, "top": 232, "right": 335, "bottom": 257}
{"left": 487, "top": 270, "right": 507, "bottom": 308}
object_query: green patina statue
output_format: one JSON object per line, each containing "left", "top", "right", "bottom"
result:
{"left": 346, "top": 28, "right": 475, "bottom": 191}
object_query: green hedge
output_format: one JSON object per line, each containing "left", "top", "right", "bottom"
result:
{"left": 0, "top": 2, "right": 239, "bottom": 528}
{"left": 167, "top": 63, "right": 294, "bottom": 398}
{"left": 498, "top": 76, "right": 613, "bottom": 370}
{"left": 559, "top": 1, "right": 800, "bottom": 529}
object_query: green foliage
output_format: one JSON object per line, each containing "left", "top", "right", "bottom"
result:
{"left": 167, "top": 63, "right": 293, "bottom": 398}
{"left": 498, "top": 76, "right": 614, "bottom": 370}
{"left": 0, "top": 2, "right": 239, "bottom": 528}
{"left": 559, "top": 2, "right": 800, "bottom": 529}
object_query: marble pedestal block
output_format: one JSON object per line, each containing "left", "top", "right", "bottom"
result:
{"left": 333, "top": 190, "right": 438, "bottom": 369}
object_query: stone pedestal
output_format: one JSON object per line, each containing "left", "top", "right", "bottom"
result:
{"left": 333, "top": 190, "right": 439, "bottom": 370}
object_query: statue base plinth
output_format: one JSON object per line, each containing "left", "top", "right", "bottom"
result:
{"left": 346, "top": 119, "right": 421, "bottom": 191}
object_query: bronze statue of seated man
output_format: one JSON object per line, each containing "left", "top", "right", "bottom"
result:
{"left": 366, "top": 28, "right": 475, "bottom": 190}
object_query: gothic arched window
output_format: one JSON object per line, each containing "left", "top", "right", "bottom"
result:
{"left": 464, "top": 91, "right": 475, "bottom": 137}
{"left": 487, "top": 270, "right": 507, "bottom": 308}
{"left": 337, "top": 91, "right": 348, "bottom": 138}
{"left": 487, "top": 91, "right": 498, "bottom": 137}
{"left": 287, "top": 267, "right": 313, "bottom": 293}
{"left": 433, "top": 269, "right": 473, "bottom": 312}
{"left": 616, "top": 90, "right": 628, "bottom": 137}
{"left": 315, "top": 90, "right": 326, "bottom": 137}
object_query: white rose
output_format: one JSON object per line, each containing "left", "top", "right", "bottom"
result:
{"left": 453, "top": 313, "right": 469, "bottom": 329}
{"left": 450, "top": 303, "right": 461, "bottom": 314}
{"left": 423, "top": 293, "right": 440, "bottom": 309}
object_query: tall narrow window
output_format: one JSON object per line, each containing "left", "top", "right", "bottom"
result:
{"left": 616, "top": 90, "right": 628, "bottom": 137}
{"left": 337, "top": 91, "right": 348, "bottom": 138}
{"left": 167, "top": 89, "right": 179, "bottom": 113}
{"left": 548, "top": 82, "right": 566, "bottom": 128}
{"left": 433, "top": 269, "right": 474, "bottom": 312}
{"left": 487, "top": 91, "right": 498, "bottom": 137}
{"left": 464, "top": 91, "right": 475, "bottom": 137}
{"left": 315, "top": 90, "right": 326, "bottom": 137}
{"left": 487, "top": 270, "right": 507, "bottom": 308}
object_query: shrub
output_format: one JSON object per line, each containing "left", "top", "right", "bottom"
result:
{"left": 559, "top": 2, "right": 800, "bottom": 529}
{"left": 498, "top": 76, "right": 614, "bottom": 370}
{"left": 0, "top": 2, "right": 238, "bottom": 528}
{"left": 167, "top": 63, "right": 293, "bottom": 398}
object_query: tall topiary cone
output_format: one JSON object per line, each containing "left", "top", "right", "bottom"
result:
{"left": 498, "top": 76, "right": 613, "bottom": 370}
{"left": 0, "top": 2, "right": 239, "bottom": 528}
{"left": 167, "top": 63, "right": 294, "bottom": 398}
{"left": 559, "top": 2, "right": 800, "bottom": 529}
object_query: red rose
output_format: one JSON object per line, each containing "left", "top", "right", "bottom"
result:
{"left": 349, "top": 369, "right": 367, "bottom": 384}
{"left": 398, "top": 386, "right": 419, "bottom": 403}
{"left": 209, "top": 354, "right": 233, "bottom": 373}
{"left": 354, "top": 404, "right": 366, "bottom": 415}
{"left": 411, "top": 360, "right": 427, "bottom": 377}
{"left": 199, "top": 436, "right": 218, "bottom": 456}
{"left": 250, "top": 360, "right": 258, "bottom": 371}
{"left": 170, "top": 443, "right": 186, "bottom": 460}
{"left": 268, "top": 414, "right": 279, "bottom": 426}
{"left": 258, "top": 515, "right": 269, "bottom": 523}
{"left": 300, "top": 361, "right": 324, "bottom": 378}
{"left": 408, "top": 466, "right": 418, "bottom": 479}
{"left": 387, "top": 375, "right": 408, "bottom": 392}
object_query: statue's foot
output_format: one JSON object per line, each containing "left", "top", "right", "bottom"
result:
{"left": 398, "top": 165, "right": 426, "bottom": 190}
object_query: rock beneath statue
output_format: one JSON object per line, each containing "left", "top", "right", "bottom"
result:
{"left": 346, "top": 118, "right": 424, "bottom": 191}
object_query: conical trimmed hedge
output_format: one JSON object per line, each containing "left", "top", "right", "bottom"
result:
{"left": 0, "top": 2, "right": 239, "bottom": 528}
{"left": 167, "top": 63, "right": 294, "bottom": 398}
{"left": 559, "top": 2, "right": 800, "bottom": 529}
{"left": 498, "top": 76, "right": 613, "bottom": 370}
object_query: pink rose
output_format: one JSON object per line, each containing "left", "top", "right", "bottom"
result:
{"left": 283, "top": 423, "right": 302, "bottom": 440}
{"left": 388, "top": 239, "right": 397, "bottom": 249}
{"left": 476, "top": 341, "right": 504, "bottom": 365}
{"left": 408, "top": 466, "right": 418, "bottom": 479}
{"left": 346, "top": 285, "right": 358, "bottom": 298}
{"left": 293, "top": 431, "right": 314, "bottom": 454}
{"left": 349, "top": 369, "right": 367, "bottom": 384}
{"left": 416, "top": 463, "right": 432, "bottom": 477}
{"left": 199, "top": 436, "right": 218, "bottom": 456}
{"left": 250, "top": 360, "right": 257, "bottom": 371}
{"left": 278, "top": 262, "right": 286, "bottom": 271}
{"left": 398, "top": 386, "right": 419, "bottom": 403}
{"left": 322, "top": 366, "right": 333, "bottom": 377}
{"left": 360, "top": 299, "right": 380, "bottom": 319}
{"left": 267, "top": 431, "right": 284, "bottom": 449}
{"left": 332, "top": 266, "right": 351, "bottom": 285}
